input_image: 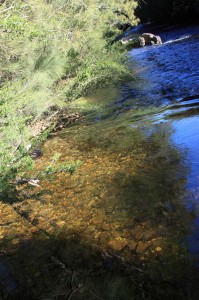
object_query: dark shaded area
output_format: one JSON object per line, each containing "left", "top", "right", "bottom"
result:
{"left": 1, "top": 233, "right": 199, "bottom": 300}
{"left": 0, "top": 179, "right": 52, "bottom": 205}
{"left": 136, "top": 0, "right": 199, "bottom": 24}
{"left": 0, "top": 120, "right": 198, "bottom": 300}
{"left": 104, "top": 122, "right": 191, "bottom": 227}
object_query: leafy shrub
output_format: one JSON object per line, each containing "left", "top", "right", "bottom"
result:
{"left": 0, "top": 0, "right": 138, "bottom": 198}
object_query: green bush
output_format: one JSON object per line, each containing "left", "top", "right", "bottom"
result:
{"left": 0, "top": 0, "right": 138, "bottom": 198}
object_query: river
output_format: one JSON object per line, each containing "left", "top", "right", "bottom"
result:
{"left": 128, "top": 23, "right": 199, "bottom": 260}
{"left": 0, "top": 24, "right": 199, "bottom": 299}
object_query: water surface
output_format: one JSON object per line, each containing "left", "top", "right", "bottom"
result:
{"left": 0, "top": 24, "right": 199, "bottom": 299}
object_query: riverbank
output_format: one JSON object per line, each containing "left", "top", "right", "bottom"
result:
{"left": 1, "top": 10, "right": 199, "bottom": 299}
{"left": 29, "top": 107, "right": 84, "bottom": 139}
{"left": 0, "top": 0, "right": 137, "bottom": 198}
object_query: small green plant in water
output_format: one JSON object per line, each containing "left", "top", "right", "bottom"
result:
{"left": 44, "top": 153, "right": 82, "bottom": 176}
{"left": 54, "top": 161, "right": 82, "bottom": 174}
{"left": 44, "top": 161, "right": 82, "bottom": 175}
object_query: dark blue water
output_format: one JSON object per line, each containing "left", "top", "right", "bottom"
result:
{"left": 173, "top": 116, "right": 199, "bottom": 258}
{"left": 128, "top": 25, "right": 199, "bottom": 106}
{"left": 129, "top": 24, "right": 199, "bottom": 259}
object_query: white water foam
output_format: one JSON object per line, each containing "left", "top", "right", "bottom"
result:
{"left": 164, "top": 35, "right": 192, "bottom": 44}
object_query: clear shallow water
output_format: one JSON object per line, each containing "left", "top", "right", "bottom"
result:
{"left": 173, "top": 116, "right": 199, "bottom": 258}
{"left": 127, "top": 24, "right": 199, "bottom": 259}
{"left": 1, "top": 24, "right": 199, "bottom": 299}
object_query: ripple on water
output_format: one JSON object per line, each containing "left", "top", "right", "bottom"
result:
{"left": 1, "top": 24, "right": 199, "bottom": 299}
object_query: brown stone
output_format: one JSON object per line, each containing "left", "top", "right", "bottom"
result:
{"left": 98, "top": 232, "right": 111, "bottom": 245}
{"left": 121, "top": 230, "right": 131, "bottom": 238}
{"left": 108, "top": 238, "right": 128, "bottom": 252}
{"left": 86, "top": 225, "right": 96, "bottom": 235}
{"left": 130, "top": 225, "right": 143, "bottom": 239}
{"left": 151, "top": 238, "right": 163, "bottom": 248}
{"left": 101, "top": 223, "right": 112, "bottom": 231}
{"left": 155, "top": 246, "right": 162, "bottom": 252}
{"left": 136, "top": 242, "right": 150, "bottom": 254}
{"left": 135, "top": 231, "right": 144, "bottom": 241}
{"left": 91, "top": 212, "right": 105, "bottom": 225}
{"left": 142, "top": 229, "right": 156, "bottom": 241}
{"left": 111, "top": 231, "right": 121, "bottom": 238}
{"left": 128, "top": 241, "right": 138, "bottom": 252}
{"left": 56, "top": 220, "right": 65, "bottom": 227}
{"left": 12, "top": 238, "right": 20, "bottom": 245}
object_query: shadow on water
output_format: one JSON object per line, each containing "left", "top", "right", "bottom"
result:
{"left": 1, "top": 25, "right": 199, "bottom": 299}
{"left": 1, "top": 99, "right": 199, "bottom": 298}
{"left": 1, "top": 232, "right": 199, "bottom": 300}
{"left": 111, "top": 138, "right": 187, "bottom": 223}
{"left": 1, "top": 115, "right": 198, "bottom": 299}
{"left": 0, "top": 115, "right": 198, "bottom": 299}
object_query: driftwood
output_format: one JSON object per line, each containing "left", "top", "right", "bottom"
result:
{"left": 15, "top": 178, "right": 40, "bottom": 187}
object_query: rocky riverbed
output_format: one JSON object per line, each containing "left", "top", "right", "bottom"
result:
{"left": 1, "top": 23, "right": 199, "bottom": 300}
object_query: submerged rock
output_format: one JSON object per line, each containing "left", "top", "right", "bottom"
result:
{"left": 121, "top": 32, "right": 162, "bottom": 49}
{"left": 31, "top": 148, "right": 43, "bottom": 159}
{"left": 98, "top": 232, "right": 111, "bottom": 245}
{"left": 136, "top": 241, "right": 151, "bottom": 254}
{"left": 128, "top": 240, "right": 138, "bottom": 252}
{"left": 108, "top": 238, "right": 128, "bottom": 252}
